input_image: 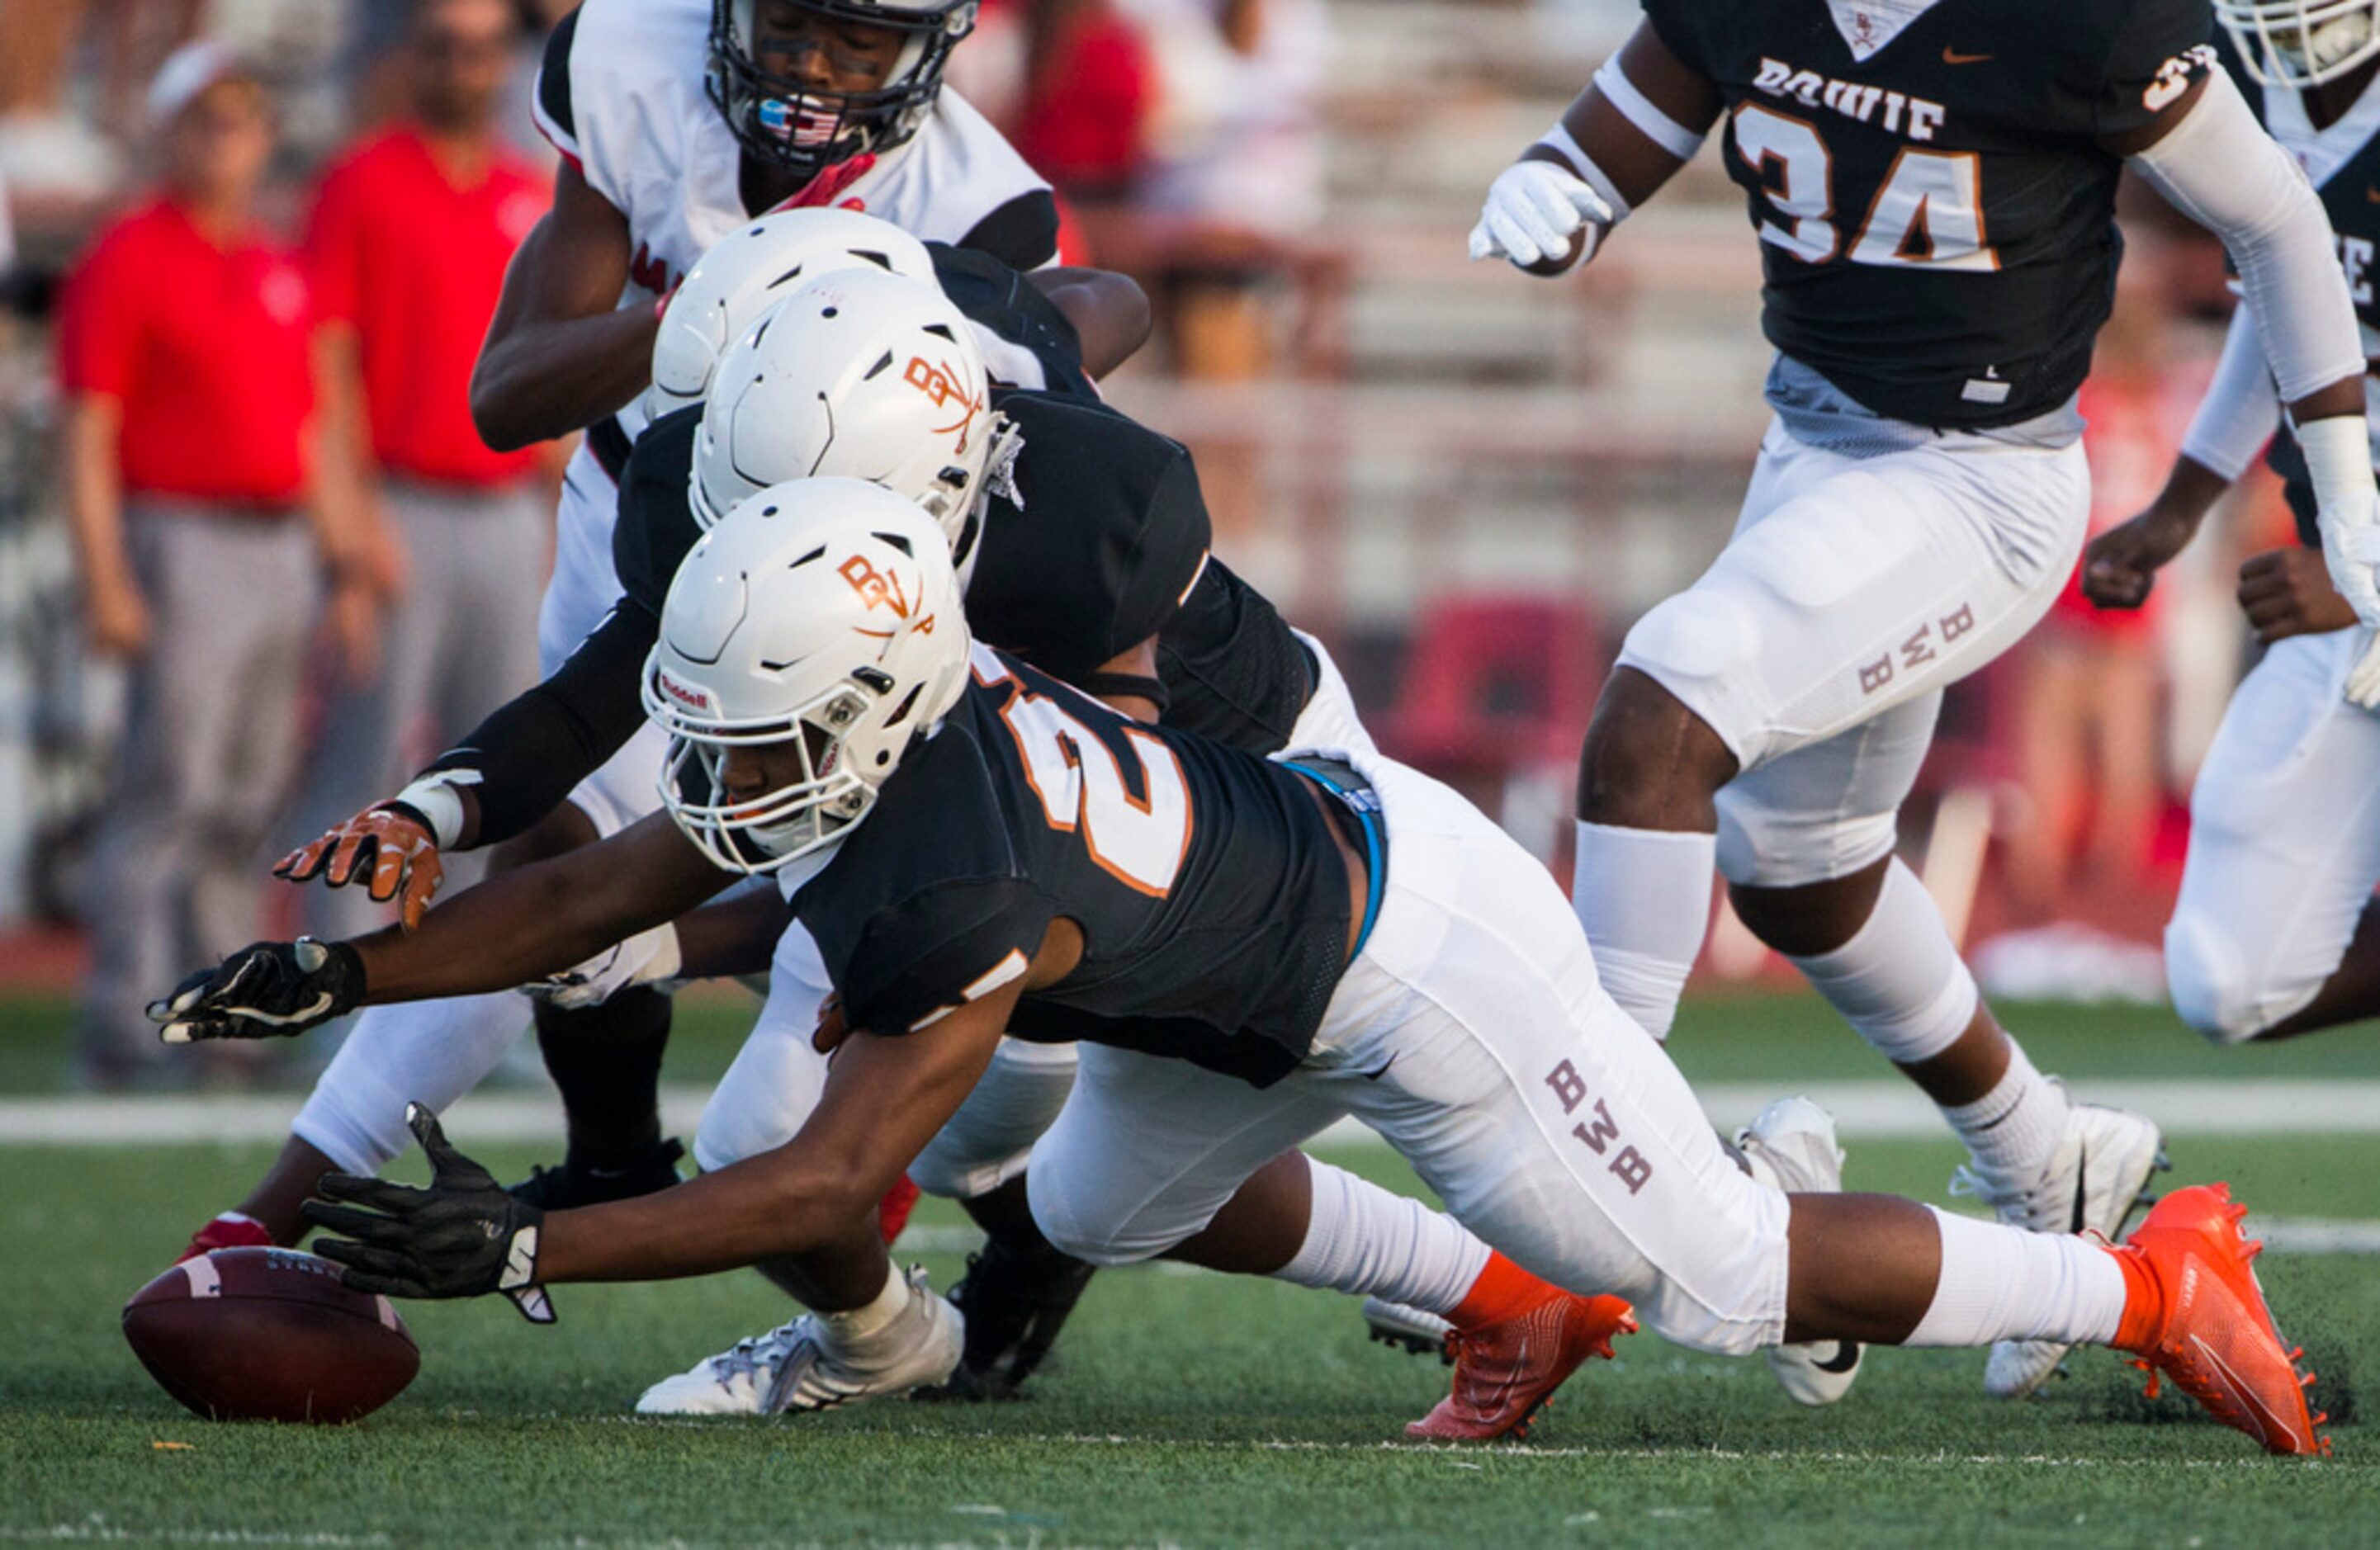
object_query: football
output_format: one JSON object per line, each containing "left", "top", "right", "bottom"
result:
{"left": 122, "top": 1247, "right": 420, "bottom": 1424}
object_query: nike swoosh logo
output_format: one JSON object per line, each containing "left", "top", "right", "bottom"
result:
{"left": 1942, "top": 48, "right": 1993, "bottom": 64}
{"left": 1363, "top": 1055, "right": 1398, "bottom": 1081}
{"left": 1813, "top": 1341, "right": 1862, "bottom": 1374}
{"left": 2188, "top": 1334, "right": 2285, "bottom": 1448}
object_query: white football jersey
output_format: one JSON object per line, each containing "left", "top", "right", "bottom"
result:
{"left": 531, "top": 0, "right": 1057, "bottom": 442}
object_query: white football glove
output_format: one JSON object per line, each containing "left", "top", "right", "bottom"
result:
{"left": 527, "top": 922, "right": 684, "bottom": 1010}
{"left": 1468, "top": 158, "right": 1615, "bottom": 272}
{"left": 2347, "top": 629, "right": 2380, "bottom": 711}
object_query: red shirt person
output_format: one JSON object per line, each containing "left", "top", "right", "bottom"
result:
{"left": 278, "top": 0, "right": 556, "bottom": 949}
{"left": 56, "top": 43, "right": 369, "bottom": 1088}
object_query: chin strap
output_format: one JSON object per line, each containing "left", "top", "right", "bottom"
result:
{"left": 1076, "top": 673, "right": 1169, "bottom": 713}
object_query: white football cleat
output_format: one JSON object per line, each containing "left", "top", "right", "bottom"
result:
{"left": 1362, "top": 1297, "right": 1455, "bottom": 1362}
{"left": 1736, "top": 1096, "right": 1863, "bottom": 1407}
{"left": 1953, "top": 1099, "right": 2166, "bottom": 1400}
{"left": 635, "top": 1265, "right": 963, "bottom": 1416}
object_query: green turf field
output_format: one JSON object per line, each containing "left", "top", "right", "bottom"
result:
{"left": 0, "top": 993, "right": 2371, "bottom": 1547}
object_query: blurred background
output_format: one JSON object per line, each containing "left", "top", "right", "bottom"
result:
{"left": 0, "top": 0, "right": 2315, "bottom": 1089}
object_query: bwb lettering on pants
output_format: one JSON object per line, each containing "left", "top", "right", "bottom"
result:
{"left": 1545, "top": 1060, "right": 1654, "bottom": 1195}
{"left": 1858, "top": 600, "right": 1976, "bottom": 697}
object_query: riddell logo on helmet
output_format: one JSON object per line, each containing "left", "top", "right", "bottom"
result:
{"left": 656, "top": 671, "right": 712, "bottom": 712}
{"left": 905, "top": 357, "right": 983, "bottom": 453}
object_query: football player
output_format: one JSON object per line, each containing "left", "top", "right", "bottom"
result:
{"left": 2082, "top": 3, "right": 2380, "bottom": 1043}
{"left": 154, "top": 483, "right": 2331, "bottom": 1458}
{"left": 272, "top": 0, "right": 1062, "bottom": 1256}
{"left": 1468, "top": 0, "right": 2377, "bottom": 1401}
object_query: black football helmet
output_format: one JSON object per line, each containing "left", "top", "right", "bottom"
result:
{"left": 707, "top": 0, "right": 976, "bottom": 182}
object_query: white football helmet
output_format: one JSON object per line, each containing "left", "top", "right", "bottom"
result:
{"left": 646, "top": 209, "right": 934, "bottom": 423}
{"left": 691, "top": 268, "right": 1010, "bottom": 569}
{"left": 645, "top": 477, "right": 970, "bottom": 874}
{"left": 2220, "top": 0, "right": 2380, "bottom": 85}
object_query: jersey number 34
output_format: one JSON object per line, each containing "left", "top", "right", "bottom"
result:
{"left": 991, "top": 670, "right": 1191, "bottom": 897}
{"left": 1733, "top": 104, "right": 1999, "bottom": 272}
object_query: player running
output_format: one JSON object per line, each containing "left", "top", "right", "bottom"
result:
{"left": 2083, "top": 3, "right": 2380, "bottom": 1042}
{"left": 1467, "top": 0, "right": 2378, "bottom": 1401}
{"left": 154, "top": 483, "right": 2332, "bottom": 1458}
{"left": 266, "top": 0, "right": 1062, "bottom": 1253}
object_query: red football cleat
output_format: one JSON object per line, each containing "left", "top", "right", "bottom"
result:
{"left": 1405, "top": 1292, "right": 1637, "bottom": 1442}
{"left": 878, "top": 1175, "right": 922, "bottom": 1245}
{"left": 176, "top": 1212, "right": 276, "bottom": 1264}
{"left": 2110, "top": 1183, "right": 2330, "bottom": 1457}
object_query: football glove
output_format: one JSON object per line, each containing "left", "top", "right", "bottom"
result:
{"left": 305, "top": 1103, "right": 556, "bottom": 1324}
{"left": 149, "top": 938, "right": 366, "bottom": 1044}
{"left": 525, "top": 921, "right": 684, "bottom": 1010}
{"left": 1469, "top": 158, "right": 1613, "bottom": 272}
{"left": 276, "top": 801, "right": 446, "bottom": 931}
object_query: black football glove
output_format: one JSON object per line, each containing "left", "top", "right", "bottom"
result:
{"left": 148, "top": 938, "right": 366, "bottom": 1044}
{"left": 302, "top": 1103, "right": 556, "bottom": 1324}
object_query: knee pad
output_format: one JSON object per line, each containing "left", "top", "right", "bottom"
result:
{"left": 2164, "top": 910, "right": 2282, "bottom": 1046}
{"left": 1716, "top": 802, "right": 1899, "bottom": 890}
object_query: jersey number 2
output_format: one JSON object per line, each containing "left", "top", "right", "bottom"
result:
{"left": 1732, "top": 104, "right": 1999, "bottom": 272}
{"left": 996, "top": 677, "right": 1191, "bottom": 896}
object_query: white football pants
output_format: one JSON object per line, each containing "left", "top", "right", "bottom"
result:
{"left": 2166, "top": 626, "right": 2380, "bottom": 1042}
{"left": 1028, "top": 752, "right": 1794, "bottom": 1357}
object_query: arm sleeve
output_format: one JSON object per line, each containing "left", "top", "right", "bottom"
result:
{"left": 2178, "top": 302, "right": 2284, "bottom": 480}
{"left": 2128, "top": 68, "right": 2365, "bottom": 403}
{"left": 54, "top": 230, "right": 138, "bottom": 397}
{"left": 530, "top": 7, "right": 583, "bottom": 168}
{"left": 957, "top": 190, "right": 1062, "bottom": 272}
{"left": 419, "top": 603, "right": 657, "bottom": 845}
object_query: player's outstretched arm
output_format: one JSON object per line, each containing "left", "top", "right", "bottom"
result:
{"left": 1028, "top": 267, "right": 1152, "bottom": 379}
{"left": 469, "top": 159, "right": 659, "bottom": 451}
{"left": 2085, "top": 306, "right": 2280, "bottom": 610}
{"left": 1470, "top": 21, "right": 1720, "bottom": 276}
{"left": 160, "top": 813, "right": 733, "bottom": 1042}
{"left": 310, "top": 968, "right": 1023, "bottom": 1295}
{"left": 2117, "top": 69, "right": 2380, "bottom": 666}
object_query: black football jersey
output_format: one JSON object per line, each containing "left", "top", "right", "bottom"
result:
{"left": 2217, "top": 34, "right": 2380, "bottom": 546}
{"left": 613, "top": 395, "right": 1318, "bottom": 755}
{"left": 793, "top": 645, "right": 1356, "bottom": 1087}
{"left": 1644, "top": 0, "right": 2216, "bottom": 428}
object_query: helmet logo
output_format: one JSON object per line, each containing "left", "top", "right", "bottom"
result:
{"left": 656, "top": 669, "right": 714, "bottom": 712}
{"left": 839, "top": 553, "right": 917, "bottom": 618}
{"left": 904, "top": 356, "right": 983, "bottom": 452}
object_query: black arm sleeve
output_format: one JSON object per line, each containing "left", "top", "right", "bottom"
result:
{"left": 419, "top": 603, "right": 659, "bottom": 847}
{"left": 957, "top": 189, "right": 1062, "bottom": 272}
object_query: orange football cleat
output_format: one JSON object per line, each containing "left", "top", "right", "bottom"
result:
{"left": 176, "top": 1212, "right": 275, "bottom": 1264}
{"left": 1404, "top": 1292, "right": 1636, "bottom": 1442}
{"left": 2110, "top": 1183, "right": 2330, "bottom": 1457}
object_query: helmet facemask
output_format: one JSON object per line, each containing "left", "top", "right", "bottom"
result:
{"left": 2220, "top": 0, "right": 2380, "bottom": 87}
{"left": 706, "top": 0, "right": 977, "bottom": 181}
{"left": 646, "top": 672, "right": 882, "bottom": 873}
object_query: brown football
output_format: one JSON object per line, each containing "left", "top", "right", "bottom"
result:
{"left": 123, "top": 1247, "right": 420, "bottom": 1423}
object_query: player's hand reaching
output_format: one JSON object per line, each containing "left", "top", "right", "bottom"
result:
{"left": 148, "top": 938, "right": 367, "bottom": 1043}
{"left": 277, "top": 802, "right": 446, "bottom": 930}
{"left": 1469, "top": 158, "right": 1613, "bottom": 275}
{"left": 2082, "top": 505, "right": 2200, "bottom": 610}
{"left": 304, "top": 1104, "right": 556, "bottom": 1323}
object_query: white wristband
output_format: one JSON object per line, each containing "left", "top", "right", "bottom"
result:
{"left": 2297, "top": 413, "right": 2379, "bottom": 514}
{"left": 1592, "top": 54, "right": 1709, "bottom": 162}
{"left": 390, "top": 771, "right": 479, "bottom": 849}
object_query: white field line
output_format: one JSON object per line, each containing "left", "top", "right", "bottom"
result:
{"left": 2, "top": 1077, "right": 2375, "bottom": 1147}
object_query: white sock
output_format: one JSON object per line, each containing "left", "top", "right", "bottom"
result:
{"left": 820, "top": 1259, "right": 909, "bottom": 1340}
{"left": 1273, "top": 1160, "right": 1492, "bottom": 1315}
{"left": 1570, "top": 820, "right": 1716, "bottom": 1041}
{"left": 1905, "top": 1206, "right": 2126, "bottom": 1347}
{"left": 291, "top": 991, "right": 529, "bottom": 1174}
{"left": 1784, "top": 859, "right": 1977, "bottom": 1065}
{"left": 1940, "top": 1039, "right": 2072, "bottom": 1188}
